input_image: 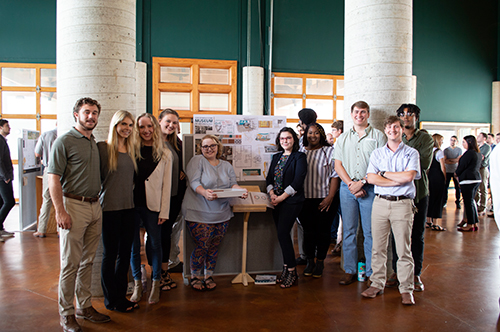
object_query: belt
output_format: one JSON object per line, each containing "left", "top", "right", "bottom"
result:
{"left": 376, "top": 194, "right": 410, "bottom": 201}
{"left": 63, "top": 192, "right": 99, "bottom": 203}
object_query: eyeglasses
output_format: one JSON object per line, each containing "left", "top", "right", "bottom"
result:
{"left": 201, "top": 144, "right": 217, "bottom": 150}
{"left": 397, "top": 110, "right": 415, "bottom": 117}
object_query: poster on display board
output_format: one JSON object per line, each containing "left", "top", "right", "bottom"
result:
{"left": 193, "top": 115, "right": 287, "bottom": 181}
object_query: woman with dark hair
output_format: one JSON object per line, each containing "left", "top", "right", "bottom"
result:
{"left": 426, "top": 133, "right": 447, "bottom": 231}
{"left": 182, "top": 135, "right": 248, "bottom": 291}
{"left": 455, "top": 135, "right": 482, "bottom": 232}
{"left": 157, "top": 108, "right": 186, "bottom": 291}
{"left": 298, "top": 123, "right": 340, "bottom": 277}
{"left": 266, "top": 127, "right": 307, "bottom": 288}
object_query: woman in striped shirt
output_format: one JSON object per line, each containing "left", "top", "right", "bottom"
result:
{"left": 298, "top": 123, "right": 340, "bottom": 278}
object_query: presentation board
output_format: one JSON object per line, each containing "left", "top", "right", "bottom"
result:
{"left": 193, "top": 115, "right": 286, "bottom": 181}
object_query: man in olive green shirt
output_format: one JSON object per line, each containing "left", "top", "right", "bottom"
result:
{"left": 49, "top": 97, "right": 110, "bottom": 332}
{"left": 387, "top": 104, "right": 433, "bottom": 292}
{"left": 475, "top": 132, "right": 491, "bottom": 214}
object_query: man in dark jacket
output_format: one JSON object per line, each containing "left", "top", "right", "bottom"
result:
{"left": 0, "top": 119, "right": 15, "bottom": 240}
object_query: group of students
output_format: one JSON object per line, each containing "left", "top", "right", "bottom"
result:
{"left": 37, "top": 97, "right": 497, "bottom": 332}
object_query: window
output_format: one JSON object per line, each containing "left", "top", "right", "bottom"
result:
{"left": 152, "top": 57, "right": 237, "bottom": 120}
{"left": 0, "top": 63, "right": 57, "bottom": 201}
{"left": 271, "top": 73, "right": 344, "bottom": 124}
{"left": 0, "top": 63, "right": 57, "bottom": 161}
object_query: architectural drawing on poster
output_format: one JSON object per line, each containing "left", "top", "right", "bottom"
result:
{"left": 193, "top": 115, "right": 286, "bottom": 181}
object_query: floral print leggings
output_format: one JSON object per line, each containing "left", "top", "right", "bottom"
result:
{"left": 187, "top": 220, "right": 229, "bottom": 277}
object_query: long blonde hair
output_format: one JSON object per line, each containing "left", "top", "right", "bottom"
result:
{"left": 432, "top": 133, "right": 444, "bottom": 149}
{"left": 107, "top": 110, "right": 138, "bottom": 173}
{"left": 135, "top": 113, "right": 165, "bottom": 162}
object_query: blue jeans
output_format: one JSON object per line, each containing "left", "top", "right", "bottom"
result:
{"left": 130, "top": 206, "right": 162, "bottom": 281}
{"left": 340, "top": 182, "right": 375, "bottom": 276}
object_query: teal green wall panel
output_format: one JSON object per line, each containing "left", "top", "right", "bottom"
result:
{"left": 0, "top": 0, "right": 56, "bottom": 63}
{"left": 413, "top": 0, "right": 498, "bottom": 123}
{"left": 150, "top": 0, "right": 241, "bottom": 60}
{"left": 271, "top": 0, "right": 344, "bottom": 75}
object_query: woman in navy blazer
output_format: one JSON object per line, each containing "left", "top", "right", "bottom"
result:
{"left": 455, "top": 135, "right": 482, "bottom": 232}
{"left": 266, "top": 127, "right": 307, "bottom": 288}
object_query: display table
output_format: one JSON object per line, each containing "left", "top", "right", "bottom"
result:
{"left": 231, "top": 185, "right": 267, "bottom": 286}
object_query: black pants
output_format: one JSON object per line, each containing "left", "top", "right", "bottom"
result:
{"left": 273, "top": 201, "right": 303, "bottom": 268}
{"left": 298, "top": 196, "right": 339, "bottom": 261}
{"left": 392, "top": 196, "right": 428, "bottom": 276}
{"left": 461, "top": 183, "right": 480, "bottom": 225}
{"left": 0, "top": 180, "right": 15, "bottom": 230}
{"left": 101, "top": 208, "right": 135, "bottom": 309}
{"left": 443, "top": 172, "right": 461, "bottom": 205}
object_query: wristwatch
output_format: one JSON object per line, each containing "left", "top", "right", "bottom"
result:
{"left": 360, "top": 178, "right": 367, "bottom": 185}
{"left": 380, "top": 171, "right": 386, "bottom": 178}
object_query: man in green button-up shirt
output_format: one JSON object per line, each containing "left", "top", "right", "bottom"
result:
{"left": 387, "top": 104, "right": 433, "bottom": 293}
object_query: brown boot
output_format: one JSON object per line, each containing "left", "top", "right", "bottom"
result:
{"left": 75, "top": 306, "right": 110, "bottom": 323}
{"left": 130, "top": 279, "right": 143, "bottom": 302}
{"left": 60, "top": 315, "right": 82, "bottom": 332}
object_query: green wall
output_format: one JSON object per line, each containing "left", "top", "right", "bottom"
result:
{"left": 0, "top": 0, "right": 56, "bottom": 63}
{"left": 413, "top": 0, "right": 498, "bottom": 123}
{"left": 271, "top": 0, "right": 344, "bottom": 75}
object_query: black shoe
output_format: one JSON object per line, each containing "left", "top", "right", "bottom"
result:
{"left": 277, "top": 265, "right": 288, "bottom": 283}
{"left": 280, "top": 268, "right": 298, "bottom": 288}
{"left": 456, "top": 201, "right": 462, "bottom": 209}
{"left": 295, "top": 257, "right": 307, "bottom": 265}
{"left": 303, "top": 259, "right": 315, "bottom": 277}
{"left": 167, "top": 262, "right": 184, "bottom": 273}
{"left": 312, "top": 260, "right": 324, "bottom": 278}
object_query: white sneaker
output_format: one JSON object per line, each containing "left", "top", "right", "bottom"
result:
{"left": 0, "top": 230, "right": 15, "bottom": 238}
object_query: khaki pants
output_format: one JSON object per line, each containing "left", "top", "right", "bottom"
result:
{"left": 37, "top": 169, "right": 52, "bottom": 233}
{"left": 475, "top": 166, "right": 489, "bottom": 212}
{"left": 370, "top": 196, "right": 414, "bottom": 294}
{"left": 58, "top": 197, "right": 102, "bottom": 316}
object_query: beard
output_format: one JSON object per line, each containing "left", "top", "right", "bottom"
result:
{"left": 78, "top": 118, "right": 97, "bottom": 131}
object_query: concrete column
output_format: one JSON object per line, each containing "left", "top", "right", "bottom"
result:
{"left": 57, "top": 0, "right": 137, "bottom": 297}
{"left": 242, "top": 66, "right": 264, "bottom": 115}
{"left": 136, "top": 61, "right": 147, "bottom": 117}
{"left": 492, "top": 82, "right": 500, "bottom": 134}
{"left": 344, "top": 0, "right": 413, "bottom": 130}
{"left": 57, "top": 0, "right": 137, "bottom": 141}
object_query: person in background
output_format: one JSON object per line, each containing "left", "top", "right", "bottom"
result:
{"left": 456, "top": 135, "right": 482, "bottom": 231}
{"left": 296, "top": 123, "right": 304, "bottom": 139}
{"left": 426, "top": 133, "right": 446, "bottom": 231}
{"left": 0, "top": 120, "right": 15, "bottom": 241}
{"left": 158, "top": 108, "right": 187, "bottom": 290}
{"left": 475, "top": 132, "right": 491, "bottom": 216}
{"left": 487, "top": 133, "right": 496, "bottom": 150}
{"left": 443, "top": 135, "right": 462, "bottom": 209}
{"left": 330, "top": 119, "right": 344, "bottom": 254}
{"left": 295, "top": 108, "right": 317, "bottom": 265}
{"left": 334, "top": 101, "right": 387, "bottom": 286}
{"left": 130, "top": 113, "right": 172, "bottom": 305}
{"left": 99, "top": 111, "right": 139, "bottom": 313}
{"left": 33, "top": 126, "right": 58, "bottom": 238}
{"left": 49, "top": 97, "right": 111, "bottom": 331}
{"left": 331, "top": 120, "right": 344, "bottom": 146}
{"left": 496, "top": 133, "right": 500, "bottom": 145}
{"left": 182, "top": 135, "right": 248, "bottom": 291}
{"left": 326, "top": 133, "right": 335, "bottom": 145}
{"left": 362, "top": 115, "right": 420, "bottom": 306}
{"left": 299, "top": 123, "right": 339, "bottom": 278}
{"left": 267, "top": 127, "right": 307, "bottom": 287}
